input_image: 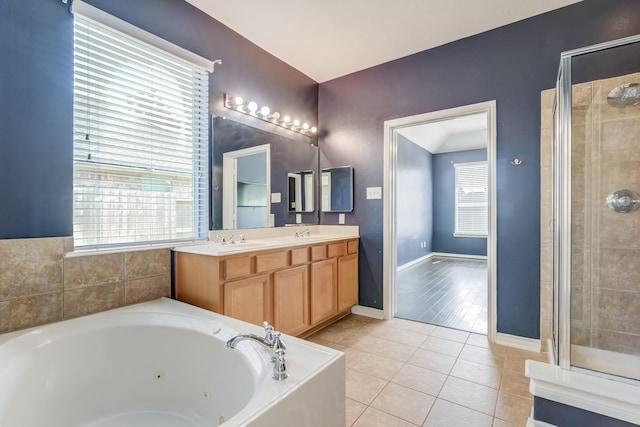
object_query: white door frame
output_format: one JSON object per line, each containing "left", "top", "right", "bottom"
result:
{"left": 222, "top": 144, "right": 271, "bottom": 229}
{"left": 383, "top": 100, "right": 497, "bottom": 342}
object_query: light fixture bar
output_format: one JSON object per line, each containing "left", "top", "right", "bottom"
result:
{"left": 223, "top": 93, "right": 317, "bottom": 137}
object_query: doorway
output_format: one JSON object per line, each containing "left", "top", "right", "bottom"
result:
{"left": 222, "top": 144, "right": 271, "bottom": 229}
{"left": 383, "top": 101, "right": 497, "bottom": 341}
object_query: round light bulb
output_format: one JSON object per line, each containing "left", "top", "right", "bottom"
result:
{"left": 293, "top": 119, "right": 301, "bottom": 127}
{"left": 302, "top": 123, "right": 310, "bottom": 130}
{"left": 311, "top": 126, "right": 317, "bottom": 134}
{"left": 283, "top": 116, "right": 291, "bottom": 124}
{"left": 247, "top": 102, "right": 258, "bottom": 113}
{"left": 234, "top": 96, "right": 243, "bottom": 106}
{"left": 271, "top": 112, "right": 281, "bottom": 121}
{"left": 259, "top": 106, "right": 270, "bottom": 117}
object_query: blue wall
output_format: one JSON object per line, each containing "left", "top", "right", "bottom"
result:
{"left": 534, "top": 397, "right": 637, "bottom": 427}
{"left": 0, "top": 0, "right": 318, "bottom": 239}
{"left": 432, "top": 149, "right": 487, "bottom": 256}
{"left": 396, "top": 135, "right": 433, "bottom": 266}
{"left": 318, "top": 0, "right": 640, "bottom": 338}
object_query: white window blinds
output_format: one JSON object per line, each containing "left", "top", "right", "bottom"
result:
{"left": 454, "top": 161, "right": 488, "bottom": 237}
{"left": 73, "top": 14, "right": 209, "bottom": 248}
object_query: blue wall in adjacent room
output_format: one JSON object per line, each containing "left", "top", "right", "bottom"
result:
{"left": 432, "top": 149, "right": 487, "bottom": 257}
{"left": 0, "top": 0, "right": 318, "bottom": 239}
{"left": 318, "top": 0, "right": 640, "bottom": 338}
{"left": 396, "top": 134, "right": 433, "bottom": 266}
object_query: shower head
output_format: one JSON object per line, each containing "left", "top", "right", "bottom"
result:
{"left": 607, "top": 83, "right": 640, "bottom": 108}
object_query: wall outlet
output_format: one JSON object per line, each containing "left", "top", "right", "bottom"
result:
{"left": 366, "top": 187, "right": 382, "bottom": 199}
{"left": 271, "top": 192, "right": 281, "bottom": 203}
{"left": 338, "top": 213, "right": 345, "bottom": 224}
{"left": 296, "top": 214, "right": 302, "bottom": 224}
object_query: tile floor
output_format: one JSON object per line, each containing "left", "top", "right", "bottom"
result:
{"left": 306, "top": 314, "right": 548, "bottom": 427}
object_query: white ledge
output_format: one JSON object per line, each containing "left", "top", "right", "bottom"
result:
{"left": 525, "top": 360, "right": 640, "bottom": 425}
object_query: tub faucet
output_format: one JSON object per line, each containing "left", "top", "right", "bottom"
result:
{"left": 226, "top": 326, "right": 288, "bottom": 380}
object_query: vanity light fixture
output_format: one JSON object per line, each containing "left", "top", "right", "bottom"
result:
{"left": 224, "top": 93, "right": 317, "bottom": 137}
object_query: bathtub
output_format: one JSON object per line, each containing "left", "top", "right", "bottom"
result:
{"left": 0, "top": 298, "right": 345, "bottom": 427}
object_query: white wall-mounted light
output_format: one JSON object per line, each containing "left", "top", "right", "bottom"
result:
{"left": 224, "top": 93, "right": 317, "bottom": 138}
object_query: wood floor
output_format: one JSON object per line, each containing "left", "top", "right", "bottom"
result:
{"left": 396, "top": 256, "right": 487, "bottom": 334}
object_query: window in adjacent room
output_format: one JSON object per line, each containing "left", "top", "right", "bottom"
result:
{"left": 72, "top": 9, "right": 211, "bottom": 248}
{"left": 454, "top": 161, "right": 488, "bottom": 237}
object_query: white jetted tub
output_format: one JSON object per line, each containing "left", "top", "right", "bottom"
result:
{"left": 0, "top": 298, "right": 345, "bottom": 427}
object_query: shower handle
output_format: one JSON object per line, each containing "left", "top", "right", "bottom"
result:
{"left": 605, "top": 189, "right": 640, "bottom": 213}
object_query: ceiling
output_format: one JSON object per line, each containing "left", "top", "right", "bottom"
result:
{"left": 186, "top": 0, "right": 581, "bottom": 82}
{"left": 396, "top": 113, "right": 487, "bottom": 154}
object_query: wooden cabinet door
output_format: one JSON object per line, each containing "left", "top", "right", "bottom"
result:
{"left": 310, "top": 258, "right": 337, "bottom": 325}
{"left": 273, "top": 265, "right": 309, "bottom": 336}
{"left": 338, "top": 254, "right": 359, "bottom": 312}
{"left": 223, "top": 274, "right": 272, "bottom": 327}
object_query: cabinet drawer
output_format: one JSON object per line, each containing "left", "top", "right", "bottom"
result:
{"left": 223, "top": 256, "right": 251, "bottom": 280}
{"left": 347, "top": 239, "right": 359, "bottom": 254}
{"left": 290, "top": 247, "right": 309, "bottom": 266}
{"left": 256, "top": 250, "right": 288, "bottom": 273}
{"left": 310, "top": 245, "right": 327, "bottom": 261}
{"left": 327, "top": 242, "right": 346, "bottom": 258}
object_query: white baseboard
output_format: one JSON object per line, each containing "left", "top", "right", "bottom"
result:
{"left": 397, "top": 252, "right": 487, "bottom": 271}
{"left": 351, "top": 305, "right": 384, "bottom": 320}
{"left": 397, "top": 253, "right": 435, "bottom": 271}
{"left": 496, "top": 332, "right": 541, "bottom": 352}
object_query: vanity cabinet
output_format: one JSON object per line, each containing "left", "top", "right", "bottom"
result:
{"left": 173, "top": 238, "right": 359, "bottom": 337}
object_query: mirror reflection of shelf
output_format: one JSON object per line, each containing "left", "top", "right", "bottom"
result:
{"left": 237, "top": 182, "right": 267, "bottom": 207}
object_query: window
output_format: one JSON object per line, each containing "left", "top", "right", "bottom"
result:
{"left": 454, "top": 161, "right": 488, "bottom": 237}
{"left": 73, "top": 12, "right": 209, "bottom": 248}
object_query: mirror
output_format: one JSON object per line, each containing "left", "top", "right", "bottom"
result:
{"left": 321, "top": 166, "right": 353, "bottom": 212}
{"left": 211, "top": 117, "right": 319, "bottom": 229}
{"left": 288, "top": 170, "right": 315, "bottom": 212}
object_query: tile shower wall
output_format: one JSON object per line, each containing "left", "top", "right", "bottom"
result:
{"left": 541, "top": 73, "right": 640, "bottom": 356}
{"left": 0, "top": 237, "right": 171, "bottom": 334}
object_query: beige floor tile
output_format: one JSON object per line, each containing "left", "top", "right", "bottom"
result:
{"left": 420, "top": 336, "right": 464, "bottom": 357}
{"left": 408, "top": 348, "right": 457, "bottom": 374}
{"left": 352, "top": 353, "right": 405, "bottom": 381}
{"left": 439, "top": 376, "right": 499, "bottom": 416}
{"left": 399, "top": 319, "right": 436, "bottom": 336}
{"left": 384, "top": 317, "right": 415, "bottom": 329}
{"left": 386, "top": 329, "right": 428, "bottom": 347}
{"left": 423, "top": 399, "right": 493, "bottom": 427}
{"left": 494, "top": 391, "right": 533, "bottom": 425}
{"left": 346, "top": 398, "right": 367, "bottom": 426}
{"left": 360, "top": 322, "right": 398, "bottom": 338}
{"left": 341, "top": 334, "right": 388, "bottom": 353}
{"left": 431, "top": 326, "right": 470, "bottom": 343}
{"left": 371, "top": 382, "right": 435, "bottom": 425}
{"left": 500, "top": 371, "right": 532, "bottom": 399}
{"left": 503, "top": 349, "right": 547, "bottom": 374}
{"left": 346, "top": 370, "right": 388, "bottom": 405}
{"left": 391, "top": 363, "right": 447, "bottom": 397}
{"left": 352, "top": 407, "right": 416, "bottom": 427}
{"left": 467, "top": 333, "right": 491, "bottom": 348}
{"left": 343, "top": 347, "right": 367, "bottom": 369}
{"left": 332, "top": 315, "right": 370, "bottom": 331}
{"left": 450, "top": 358, "right": 502, "bottom": 389}
{"left": 374, "top": 340, "right": 418, "bottom": 362}
{"left": 310, "top": 325, "right": 354, "bottom": 343}
{"left": 492, "top": 418, "right": 520, "bottom": 427}
{"left": 459, "top": 343, "right": 506, "bottom": 368}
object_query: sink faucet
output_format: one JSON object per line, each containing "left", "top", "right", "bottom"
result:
{"left": 294, "top": 228, "right": 311, "bottom": 238}
{"left": 226, "top": 323, "right": 288, "bottom": 380}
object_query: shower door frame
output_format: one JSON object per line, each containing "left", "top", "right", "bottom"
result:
{"left": 554, "top": 33, "right": 640, "bottom": 372}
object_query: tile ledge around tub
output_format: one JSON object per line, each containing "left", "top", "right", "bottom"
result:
{"left": 525, "top": 360, "right": 640, "bottom": 425}
{"left": 65, "top": 240, "right": 208, "bottom": 258}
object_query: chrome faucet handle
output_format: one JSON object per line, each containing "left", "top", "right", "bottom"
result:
{"left": 217, "top": 234, "right": 227, "bottom": 245}
{"left": 272, "top": 348, "right": 288, "bottom": 380}
{"left": 271, "top": 331, "right": 286, "bottom": 352}
{"left": 263, "top": 321, "right": 275, "bottom": 344}
{"left": 228, "top": 234, "right": 236, "bottom": 244}
{"left": 239, "top": 234, "right": 247, "bottom": 243}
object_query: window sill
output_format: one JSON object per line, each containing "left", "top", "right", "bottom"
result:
{"left": 453, "top": 233, "right": 487, "bottom": 238}
{"left": 65, "top": 239, "right": 208, "bottom": 258}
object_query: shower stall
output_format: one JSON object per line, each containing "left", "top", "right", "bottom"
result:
{"left": 554, "top": 34, "right": 640, "bottom": 384}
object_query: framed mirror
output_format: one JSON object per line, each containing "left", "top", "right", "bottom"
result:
{"left": 211, "top": 117, "right": 319, "bottom": 229}
{"left": 288, "top": 170, "right": 315, "bottom": 212}
{"left": 321, "top": 166, "right": 353, "bottom": 212}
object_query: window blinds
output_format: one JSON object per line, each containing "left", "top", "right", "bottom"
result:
{"left": 73, "top": 14, "right": 209, "bottom": 248}
{"left": 454, "top": 162, "right": 488, "bottom": 236}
